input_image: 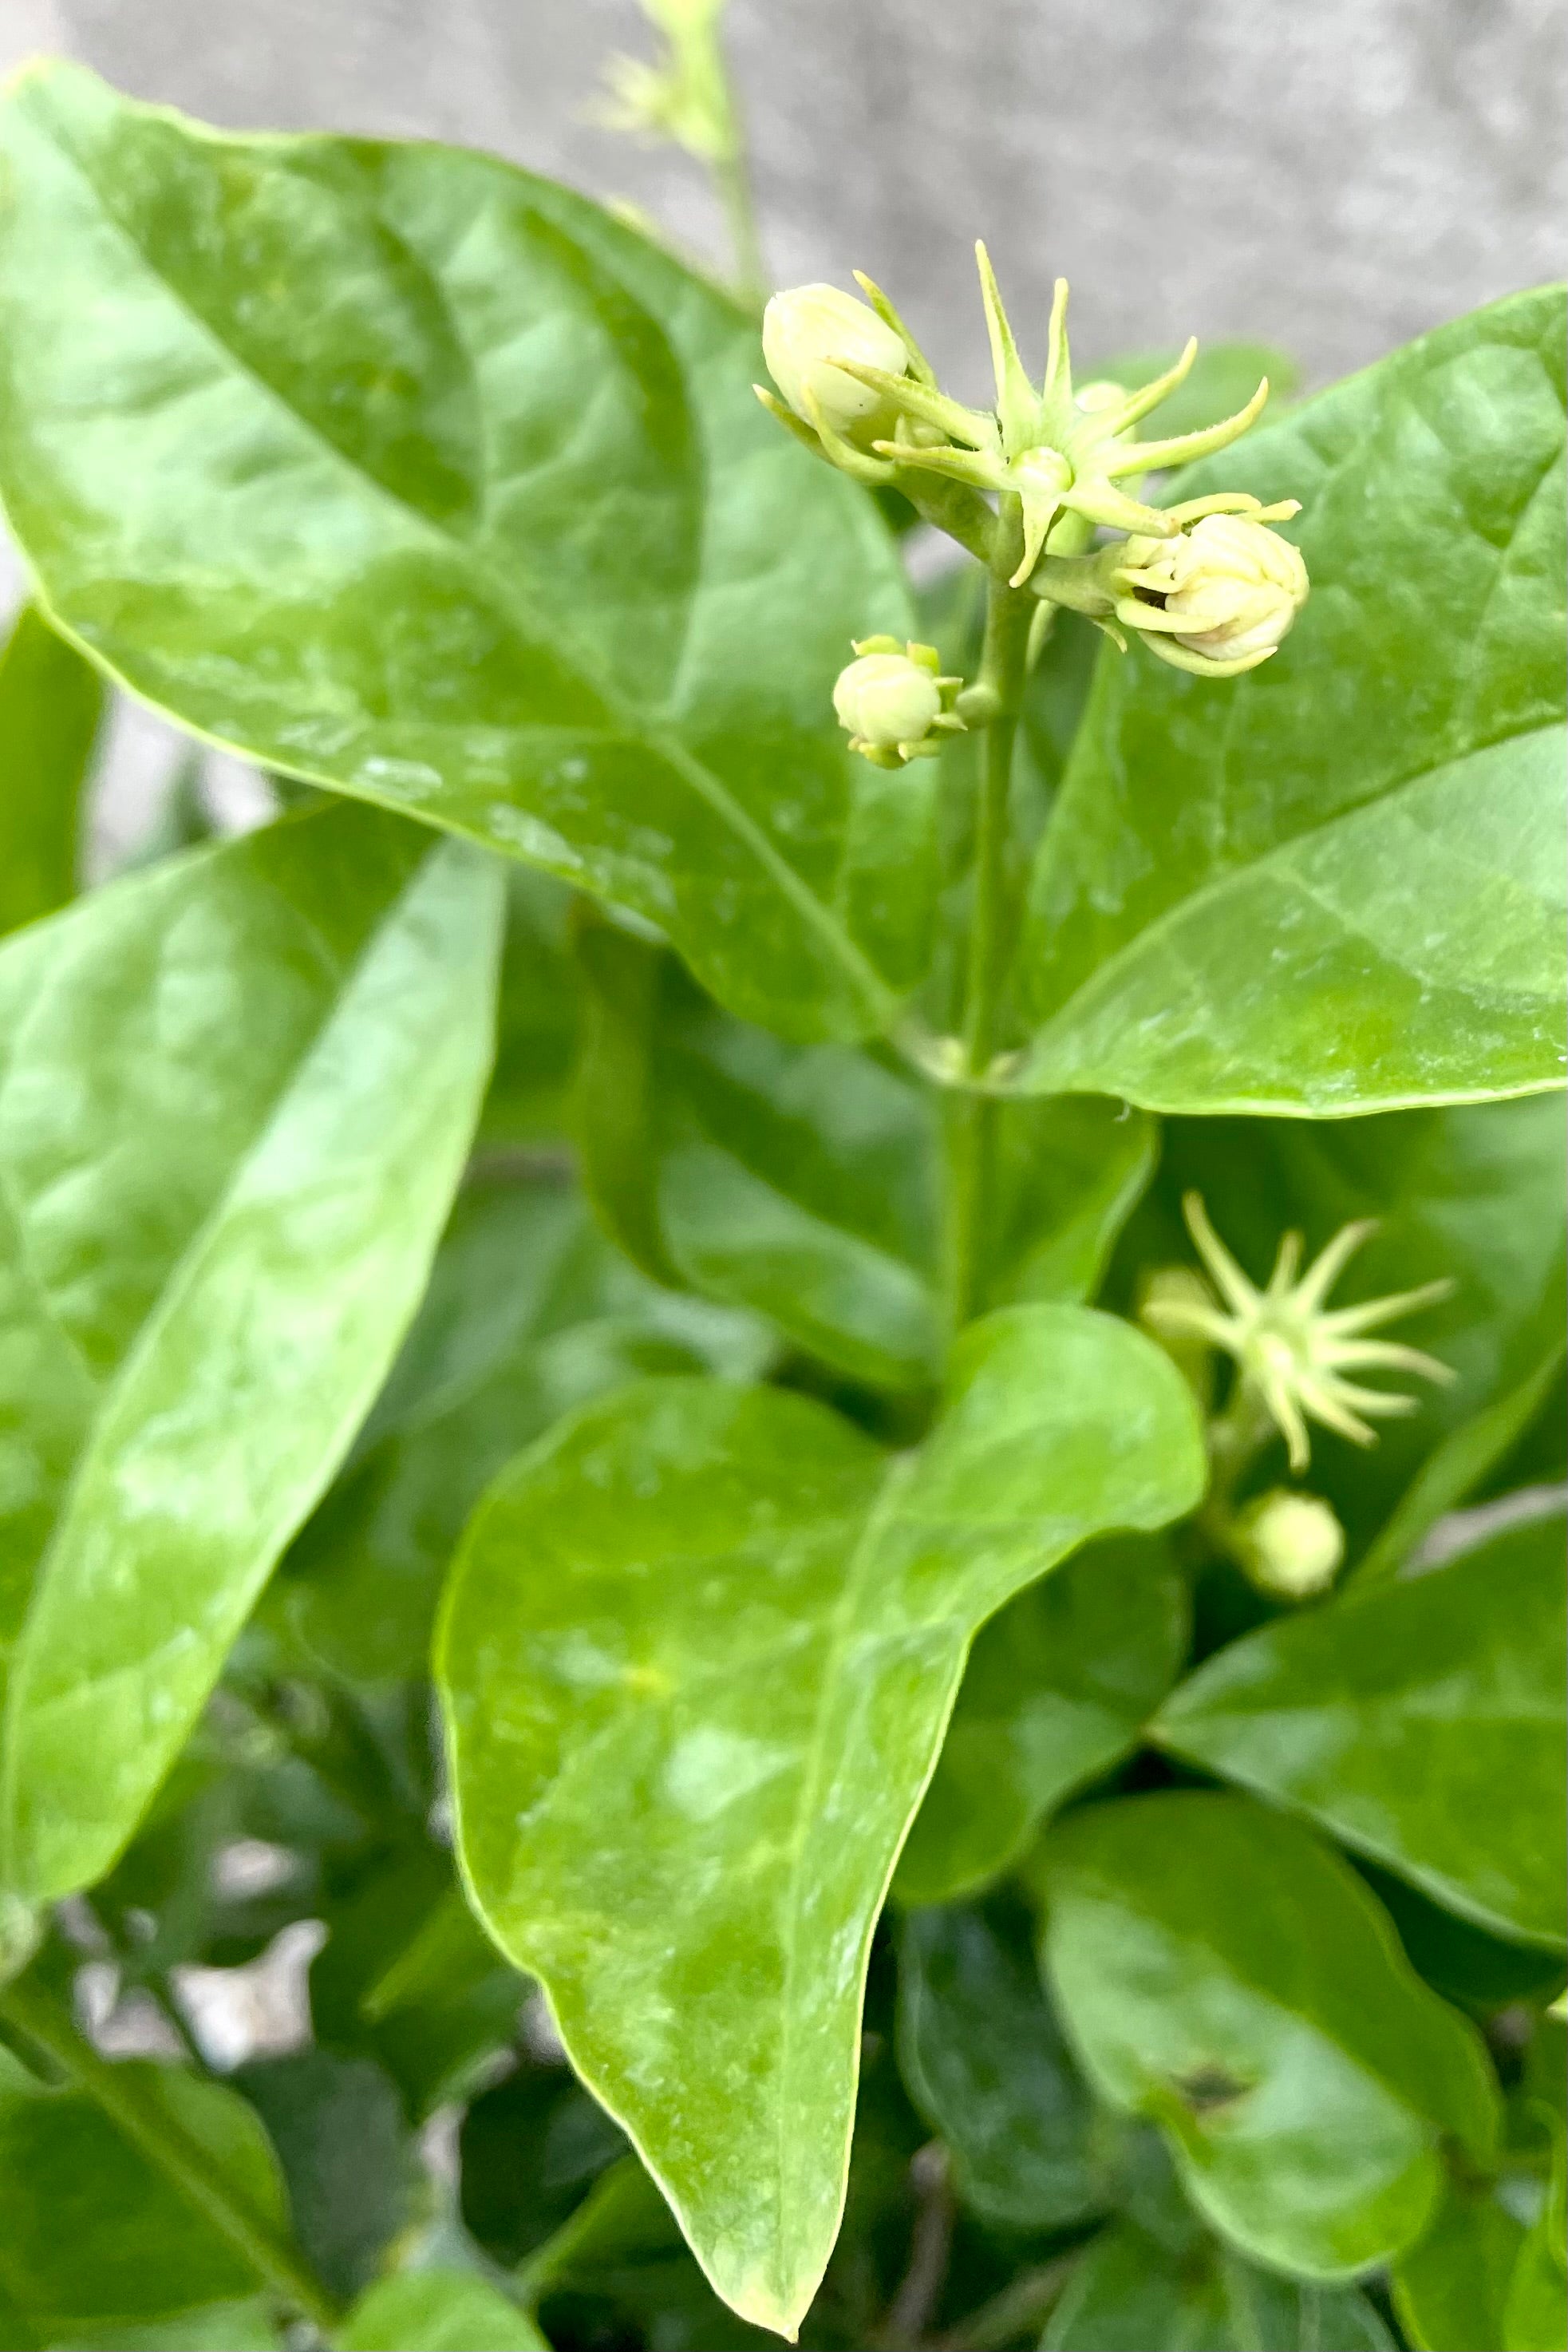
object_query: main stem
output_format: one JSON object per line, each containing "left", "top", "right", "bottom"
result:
{"left": 943, "top": 521, "right": 1035, "bottom": 1340}
{"left": 0, "top": 1972, "right": 340, "bottom": 2333}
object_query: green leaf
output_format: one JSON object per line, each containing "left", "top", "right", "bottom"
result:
{"left": 575, "top": 923, "right": 942, "bottom": 1386}
{"left": 1506, "top": 2230, "right": 1568, "bottom": 2352}
{"left": 233, "top": 2051, "right": 421, "bottom": 2302}
{"left": 460, "top": 2061, "right": 627, "bottom": 2268}
{"left": 1018, "top": 288, "right": 1567, "bottom": 1112}
{"left": 1155, "top": 1512, "right": 1567, "bottom": 1948}
{"left": 1045, "top": 2221, "right": 1395, "bottom": 2352}
{"left": 1358, "top": 1862, "right": 1568, "bottom": 2012}
{"left": 474, "top": 870, "right": 581, "bottom": 1151}
{"left": 895, "top": 1534, "right": 1187, "bottom": 1904}
{"left": 1393, "top": 2182, "right": 1528, "bottom": 2352}
{"left": 0, "top": 2049, "right": 287, "bottom": 2338}
{"left": 1505, "top": 2108, "right": 1568, "bottom": 2352}
{"left": 0, "top": 60, "right": 924, "bottom": 1042}
{"left": 335, "top": 2270, "right": 547, "bottom": 2352}
{"left": 895, "top": 1897, "right": 1100, "bottom": 2229}
{"left": 576, "top": 924, "right": 1155, "bottom": 1386}
{"left": 307, "top": 1848, "right": 527, "bottom": 2121}
{"left": 0, "top": 602, "right": 102, "bottom": 937}
{"left": 1159, "top": 1095, "right": 1567, "bottom": 1559}
{"left": 0, "top": 800, "right": 502, "bottom": 1899}
{"left": 274, "top": 1181, "right": 767, "bottom": 1684}
{"left": 57, "top": 2302, "right": 283, "bottom": 2350}
{"left": 438, "top": 1305, "right": 1205, "bottom": 2333}
{"left": 1039, "top": 1790, "right": 1499, "bottom": 2277}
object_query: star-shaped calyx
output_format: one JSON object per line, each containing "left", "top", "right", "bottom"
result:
{"left": 1144, "top": 1194, "right": 1455, "bottom": 1472}
{"left": 826, "top": 247, "right": 1273, "bottom": 587}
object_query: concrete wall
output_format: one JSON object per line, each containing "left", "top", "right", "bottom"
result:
{"left": 5, "top": 0, "right": 1562, "bottom": 389}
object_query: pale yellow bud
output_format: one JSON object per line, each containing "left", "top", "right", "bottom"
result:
{"left": 1073, "top": 380, "right": 1128, "bottom": 414}
{"left": 762, "top": 284, "right": 910, "bottom": 437}
{"left": 831, "top": 637, "right": 966, "bottom": 768}
{"left": 1131, "top": 513, "right": 1308, "bottom": 665}
{"left": 833, "top": 651, "right": 942, "bottom": 752}
{"left": 1233, "top": 1490, "right": 1345, "bottom": 1599}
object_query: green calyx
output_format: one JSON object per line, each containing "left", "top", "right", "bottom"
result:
{"left": 1144, "top": 1193, "right": 1457, "bottom": 1474}
{"left": 759, "top": 246, "right": 1281, "bottom": 595}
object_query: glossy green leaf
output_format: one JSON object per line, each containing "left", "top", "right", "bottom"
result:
{"left": 439, "top": 1305, "right": 1205, "bottom": 2333}
{"left": 0, "top": 60, "right": 925, "bottom": 1043}
{"left": 233, "top": 2051, "right": 421, "bottom": 2301}
{"left": 307, "top": 1848, "right": 527, "bottom": 2121}
{"left": 1359, "top": 1860, "right": 1568, "bottom": 2013}
{"left": 575, "top": 922, "right": 942, "bottom": 1386}
{"left": 1156, "top": 1512, "right": 1567, "bottom": 1947}
{"left": 1045, "top": 2221, "right": 1395, "bottom": 2352}
{"left": 0, "top": 2047, "right": 286, "bottom": 2339}
{"left": 1039, "top": 1791, "right": 1499, "bottom": 2277}
{"left": 1506, "top": 2233, "right": 1568, "bottom": 2352}
{"left": 1506, "top": 2107, "right": 1568, "bottom": 2352}
{"left": 1159, "top": 1095, "right": 1567, "bottom": 1557}
{"left": 1356, "top": 1343, "right": 1566, "bottom": 1585}
{"left": 59, "top": 2301, "right": 283, "bottom": 2350}
{"left": 1018, "top": 288, "right": 1567, "bottom": 1111}
{"left": 577, "top": 924, "right": 1155, "bottom": 1386}
{"left": 0, "top": 601, "right": 102, "bottom": 937}
{"left": 895, "top": 1535, "right": 1187, "bottom": 1904}
{"left": 0, "top": 800, "right": 501, "bottom": 1899}
{"left": 335, "top": 2270, "right": 547, "bottom": 2352}
{"left": 1393, "top": 2182, "right": 1528, "bottom": 2352}
{"left": 459, "top": 2060, "right": 627, "bottom": 2268}
{"left": 895, "top": 1898, "right": 1100, "bottom": 2228}
{"left": 274, "top": 1181, "right": 768, "bottom": 1683}
{"left": 474, "top": 869, "right": 581, "bottom": 1151}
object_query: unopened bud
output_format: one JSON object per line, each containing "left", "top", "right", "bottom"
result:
{"left": 831, "top": 637, "right": 964, "bottom": 769}
{"left": 762, "top": 284, "right": 910, "bottom": 440}
{"left": 1140, "top": 1266, "right": 1218, "bottom": 1405}
{"left": 1231, "top": 1489, "right": 1345, "bottom": 1599}
{"left": 1122, "top": 513, "right": 1308, "bottom": 671}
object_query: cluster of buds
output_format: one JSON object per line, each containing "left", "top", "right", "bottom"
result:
{"left": 1037, "top": 495, "right": 1309, "bottom": 678}
{"left": 831, "top": 638, "right": 966, "bottom": 768}
{"left": 1141, "top": 1196, "right": 1455, "bottom": 1601}
{"left": 756, "top": 250, "right": 1311, "bottom": 753}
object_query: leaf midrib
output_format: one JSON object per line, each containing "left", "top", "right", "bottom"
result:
{"left": 23, "top": 92, "right": 894, "bottom": 1029}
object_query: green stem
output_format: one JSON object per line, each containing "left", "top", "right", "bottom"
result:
{"left": 942, "top": 520, "right": 1036, "bottom": 1339}
{"left": 714, "top": 144, "right": 765, "bottom": 310}
{"left": 0, "top": 1972, "right": 340, "bottom": 2333}
{"left": 513, "top": 2154, "right": 646, "bottom": 2307}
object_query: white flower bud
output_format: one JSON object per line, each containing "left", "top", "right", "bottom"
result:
{"left": 762, "top": 284, "right": 910, "bottom": 437}
{"left": 1128, "top": 512, "right": 1308, "bottom": 665}
{"left": 831, "top": 637, "right": 964, "bottom": 769}
{"left": 833, "top": 650, "right": 940, "bottom": 751}
{"left": 1233, "top": 1490, "right": 1345, "bottom": 1599}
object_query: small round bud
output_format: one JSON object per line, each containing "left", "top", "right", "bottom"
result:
{"left": 762, "top": 284, "right": 910, "bottom": 437}
{"left": 1232, "top": 1490, "right": 1345, "bottom": 1599}
{"left": 834, "top": 650, "right": 940, "bottom": 753}
{"left": 1131, "top": 513, "right": 1308, "bottom": 666}
{"left": 1073, "top": 379, "right": 1128, "bottom": 415}
{"left": 831, "top": 637, "right": 964, "bottom": 768}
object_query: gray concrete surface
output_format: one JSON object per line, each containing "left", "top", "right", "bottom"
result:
{"left": 0, "top": 0, "right": 1561, "bottom": 856}
{"left": 3, "top": 0, "right": 1562, "bottom": 389}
